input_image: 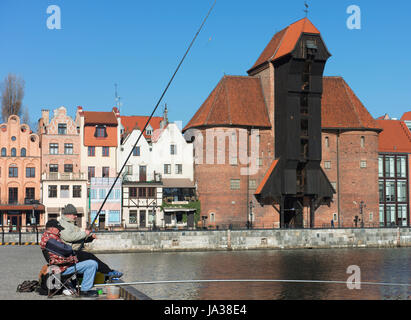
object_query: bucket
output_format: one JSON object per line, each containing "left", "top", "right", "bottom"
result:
{"left": 106, "top": 286, "right": 120, "bottom": 300}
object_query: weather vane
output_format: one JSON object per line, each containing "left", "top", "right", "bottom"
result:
{"left": 304, "top": 1, "right": 309, "bottom": 17}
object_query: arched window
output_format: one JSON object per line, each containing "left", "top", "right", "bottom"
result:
{"left": 21, "top": 148, "right": 26, "bottom": 157}
{"left": 325, "top": 137, "right": 329, "bottom": 148}
{"left": 361, "top": 136, "right": 365, "bottom": 148}
{"left": 11, "top": 148, "right": 16, "bottom": 157}
{"left": 1, "top": 148, "right": 6, "bottom": 157}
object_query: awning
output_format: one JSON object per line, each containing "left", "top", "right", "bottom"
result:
{"left": 162, "top": 179, "right": 195, "bottom": 188}
{"left": 0, "top": 204, "right": 45, "bottom": 211}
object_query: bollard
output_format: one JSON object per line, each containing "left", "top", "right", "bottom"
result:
{"left": 19, "top": 226, "right": 21, "bottom": 245}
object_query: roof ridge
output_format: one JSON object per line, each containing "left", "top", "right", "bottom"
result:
{"left": 399, "top": 121, "right": 411, "bottom": 144}
{"left": 269, "top": 26, "right": 289, "bottom": 62}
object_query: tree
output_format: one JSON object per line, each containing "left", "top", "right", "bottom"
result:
{"left": 1, "top": 73, "right": 25, "bottom": 122}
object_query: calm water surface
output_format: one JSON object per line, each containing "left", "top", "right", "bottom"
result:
{"left": 98, "top": 248, "right": 411, "bottom": 300}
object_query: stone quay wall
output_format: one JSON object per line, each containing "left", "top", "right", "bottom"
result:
{"left": 3, "top": 228, "right": 411, "bottom": 252}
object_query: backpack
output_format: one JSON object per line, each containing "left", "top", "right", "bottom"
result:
{"left": 16, "top": 280, "right": 39, "bottom": 293}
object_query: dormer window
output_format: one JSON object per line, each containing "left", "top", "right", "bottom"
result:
{"left": 146, "top": 125, "right": 153, "bottom": 136}
{"left": 95, "top": 126, "right": 107, "bottom": 138}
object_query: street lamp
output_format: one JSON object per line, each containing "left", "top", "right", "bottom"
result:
{"left": 249, "top": 201, "right": 255, "bottom": 229}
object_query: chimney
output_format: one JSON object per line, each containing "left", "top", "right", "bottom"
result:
{"left": 41, "top": 109, "right": 50, "bottom": 126}
{"left": 161, "top": 104, "right": 169, "bottom": 129}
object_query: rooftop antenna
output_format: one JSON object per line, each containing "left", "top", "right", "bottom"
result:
{"left": 304, "top": 1, "right": 309, "bottom": 17}
{"left": 114, "top": 83, "right": 122, "bottom": 113}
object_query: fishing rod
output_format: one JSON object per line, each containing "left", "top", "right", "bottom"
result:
{"left": 77, "top": 0, "right": 217, "bottom": 252}
{"left": 93, "top": 279, "right": 411, "bottom": 288}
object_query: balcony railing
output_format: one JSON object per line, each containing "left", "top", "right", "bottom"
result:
{"left": 42, "top": 172, "right": 87, "bottom": 181}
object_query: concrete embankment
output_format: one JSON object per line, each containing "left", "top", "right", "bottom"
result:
{"left": 3, "top": 228, "right": 410, "bottom": 252}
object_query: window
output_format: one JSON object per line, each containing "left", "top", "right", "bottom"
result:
{"left": 58, "top": 124, "right": 67, "bottom": 135}
{"left": 230, "top": 155, "right": 238, "bottom": 166}
{"left": 102, "top": 147, "right": 109, "bottom": 157}
{"left": 21, "top": 148, "right": 26, "bottom": 157}
{"left": 249, "top": 180, "right": 257, "bottom": 190}
{"left": 360, "top": 161, "right": 367, "bottom": 168}
{"left": 11, "top": 148, "right": 16, "bottom": 157}
{"left": 99, "top": 189, "right": 106, "bottom": 199}
{"left": 258, "top": 158, "right": 263, "bottom": 167}
{"left": 1, "top": 148, "right": 6, "bottom": 157}
{"left": 129, "top": 187, "right": 137, "bottom": 198}
{"left": 88, "top": 166, "right": 95, "bottom": 180}
{"left": 26, "top": 167, "right": 35, "bottom": 178}
{"left": 324, "top": 161, "right": 331, "bottom": 170}
{"left": 164, "top": 164, "right": 171, "bottom": 175}
{"left": 397, "top": 157, "right": 407, "bottom": 178}
{"left": 88, "top": 146, "right": 95, "bottom": 157}
{"left": 398, "top": 205, "right": 408, "bottom": 227}
{"left": 325, "top": 137, "right": 330, "bottom": 148}
{"left": 386, "top": 181, "right": 396, "bottom": 202}
{"left": 64, "top": 143, "right": 73, "bottom": 155}
{"left": 73, "top": 186, "right": 82, "bottom": 198}
{"left": 102, "top": 167, "right": 110, "bottom": 178}
{"left": 95, "top": 126, "right": 107, "bottom": 138}
{"left": 8, "top": 188, "right": 18, "bottom": 204}
{"left": 170, "top": 144, "right": 177, "bottom": 155}
{"left": 138, "top": 188, "right": 147, "bottom": 198}
{"left": 49, "top": 143, "right": 58, "bottom": 155}
{"left": 60, "top": 185, "right": 70, "bottom": 198}
{"left": 64, "top": 164, "right": 73, "bottom": 173}
{"left": 175, "top": 164, "right": 183, "bottom": 175}
{"left": 25, "top": 188, "right": 35, "bottom": 200}
{"left": 125, "top": 165, "right": 133, "bottom": 175}
{"left": 133, "top": 146, "right": 140, "bottom": 156}
{"left": 333, "top": 213, "right": 338, "bottom": 222}
{"left": 9, "top": 166, "right": 18, "bottom": 178}
{"left": 379, "top": 205, "right": 385, "bottom": 227}
{"left": 108, "top": 210, "right": 120, "bottom": 223}
{"left": 11, "top": 136, "right": 16, "bottom": 141}
{"left": 378, "top": 157, "right": 384, "bottom": 177}
{"left": 146, "top": 125, "right": 153, "bottom": 136}
{"left": 49, "top": 164, "right": 58, "bottom": 173}
{"left": 90, "top": 189, "right": 97, "bottom": 199}
{"left": 129, "top": 210, "right": 137, "bottom": 224}
{"left": 397, "top": 181, "right": 407, "bottom": 202}
{"left": 230, "top": 179, "right": 241, "bottom": 190}
{"left": 148, "top": 188, "right": 156, "bottom": 198}
{"left": 361, "top": 136, "right": 365, "bottom": 148}
{"left": 210, "top": 213, "right": 215, "bottom": 223}
{"left": 48, "top": 185, "right": 57, "bottom": 198}
{"left": 385, "top": 156, "right": 395, "bottom": 177}
{"left": 115, "top": 189, "right": 121, "bottom": 199}
{"left": 379, "top": 181, "right": 384, "bottom": 202}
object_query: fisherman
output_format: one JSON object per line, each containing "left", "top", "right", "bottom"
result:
{"left": 58, "top": 204, "right": 123, "bottom": 279}
{"left": 40, "top": 220, "right": 99, "bottom": 297}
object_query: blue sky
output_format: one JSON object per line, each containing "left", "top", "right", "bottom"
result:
{"left": 0, "top": 0, "right": 410, "bottom": 129}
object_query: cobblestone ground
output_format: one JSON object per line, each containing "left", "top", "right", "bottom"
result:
{"left": 0, "top": 246, "right": 90, "bottom": 300}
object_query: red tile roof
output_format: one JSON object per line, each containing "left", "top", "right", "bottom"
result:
{"left": 377, "top": 120, "right": 411, "bottom": 153}
{"left": 322, "top": 77, "right": 381, "bottom": 131}
{"left": 121, "top": 116, "right": 164, "bottom": 139}
{"left": 183, "top": 76, "right": 271, "bottom": 132}
{"left": 83, "top": 111, "right": 118, "bottom": 126}
{"left": 401, "top": 112, "right": 411, "bottom": 121}
{"left": 249, "top": 18, "right": 321, "bottom": 73}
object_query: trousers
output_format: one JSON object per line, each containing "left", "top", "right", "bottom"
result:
{"left": 62, "top": 259, "right": 98, "bottom": 292}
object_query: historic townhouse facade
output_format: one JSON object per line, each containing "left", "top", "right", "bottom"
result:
{"left": 0, "top": 115, "right": 44, "bottom": 231}
{"left": 76, "top": 106, "right": 121, "bottom": 229}
{"left": 38, "top": 107, "right": 88, "bottom": 227}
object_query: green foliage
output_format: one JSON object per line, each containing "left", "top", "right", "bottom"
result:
{"left": 161, "top": 201, "right": 201, "bottom": 224}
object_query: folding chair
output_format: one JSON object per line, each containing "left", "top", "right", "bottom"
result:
{"left": 41, "top": 249, "right": 80, "bottom": 298}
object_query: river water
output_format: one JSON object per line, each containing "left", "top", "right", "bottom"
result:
{"left": 97, "top": 247, "right": 411, "bottom": 300}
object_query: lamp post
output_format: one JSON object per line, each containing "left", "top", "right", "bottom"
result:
{"left": 249, "top": 201, "right": 255, "bottom": 229}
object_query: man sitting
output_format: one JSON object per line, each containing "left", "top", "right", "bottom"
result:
{"left": 40, "top": 220, "right": 99, "bottom": 297}
{"left": 58, "top": 204, "right": 123, "bottom": 279}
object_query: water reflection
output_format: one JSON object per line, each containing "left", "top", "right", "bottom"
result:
{"left": 97, "top": 248, "right": 411, "bottom": 300}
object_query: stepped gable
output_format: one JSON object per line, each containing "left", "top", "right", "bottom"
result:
{"left": 183, "top": 75, "right": 271, "bottom": 132}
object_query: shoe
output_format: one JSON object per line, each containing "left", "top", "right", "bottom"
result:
{"left": 62, "top": 288, "right": 75, "bottom": 296}
{"left": 80, "top": 290, "right": 99, "bottom": 297}
{"left": 107, "top": 270, "right": 123, "bottom": 279}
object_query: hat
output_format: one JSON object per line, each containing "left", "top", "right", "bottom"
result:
{"left": 46, "top": 220, "right": 64, "bottom": 231}
{"left": 63, "top": 204, "right": 77, "bottom": 215}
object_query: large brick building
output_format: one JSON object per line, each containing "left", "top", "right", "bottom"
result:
{"left": 184, "top": 18, "right": 382, "bottom": 229}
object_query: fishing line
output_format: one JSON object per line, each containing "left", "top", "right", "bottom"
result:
{"left": 77, "top": 0, "right": 217, "bottom": 252}
{"left": 93, "top": 279, "right": 411, "bottom": 288}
